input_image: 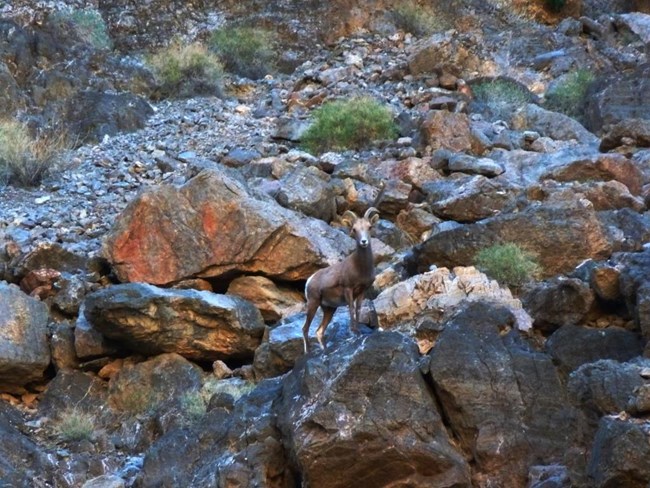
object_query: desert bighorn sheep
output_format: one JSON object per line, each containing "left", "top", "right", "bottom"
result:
{"left": 302, "top": 201, "right": 382, "bottom": 354}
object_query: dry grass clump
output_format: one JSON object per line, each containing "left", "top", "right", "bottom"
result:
{"left": 52, "top": 408, "right": 96, "bottom": 443}
{"left": 0, "top": 120, "right": 71, "bottom": 187}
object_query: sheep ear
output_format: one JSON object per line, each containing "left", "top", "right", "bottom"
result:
{"left": 340, "top": 210, "right": 358, "bottom": 228}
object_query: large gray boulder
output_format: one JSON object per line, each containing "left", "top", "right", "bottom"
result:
{"left": 428, "top": 301, "right": 584, "bottom": 488}
{"left": 0, "top": 281, "right": 51, "bottom": 391}
{"left": 278, "top": 331, "right": 472, "bottom": 488}
{"left": 84, "top": 283, "right": 265, "bottom": 361}
{"left": 137, "top": 378, "right": 294, "bottom": 488}
{"left": 587, "top": 416, "right": 650, "bottom": 487}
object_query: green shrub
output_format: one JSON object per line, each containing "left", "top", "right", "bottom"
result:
{"left": 392, "top": 1, "right": 448, "bottom": 36}
{"left": 147, "top": 41, "right": 223, "bottom": 98}
{"left": 474, "top": 243, "right": 541, "bottom": 289}
{"left": 301, "top": 97, "right": 398, "bottom": 154}
{"left": 52, "top": 7, "right": 112, "bottom": 50}
{"left": 53, "top": 408, "right": 96, "bottom": 443}
{"left": 470, "top": 78, "right": 533, "bottom": 123}
{"left": 0, "top": 120, "right": 70, "bottom": 187}
{"left": 544, "top": 69, "right": 595, "bottom": 123}
{"left": 209, "top": 26, "right": 277, "bottom": 80}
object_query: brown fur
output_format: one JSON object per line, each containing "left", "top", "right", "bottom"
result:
{"left": 302, "top": 208, "right": 379, "bottom": 353}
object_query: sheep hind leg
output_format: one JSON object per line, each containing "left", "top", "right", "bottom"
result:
{"left": 315, "top": 306, "right": 336, "bottom": 350}
{"left": 302, "top": 301, "right": 319, "bottom": 354}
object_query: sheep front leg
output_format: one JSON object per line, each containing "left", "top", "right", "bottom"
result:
{"left": 344, "top": 288, "right": 358, "bottom": 334}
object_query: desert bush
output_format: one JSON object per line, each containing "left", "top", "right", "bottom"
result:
{"left": 51, "top": 7, "right": 112, "bottom": 50}
{"left": 147, "top": 41, "right": 223, "bottom": 99}
{"left": 301, "top": 97, "right": 398, "bottom": 154}
{"left": 544, "top": 69, "right": 595, "bottom": 123}
{"left": 180, "top": 391, "right": 208, "bottom": 423}
{"left": 474, "top": 243, "right": 541, "bottom": 289}
{"left": 470, "top": 77, "right": 534, "bottom": 123}
{"left": 209, "top": 26, "right": 277, "bottom": 80}
{"left": 391, "top": 1, "right": 449, "bottom": 36}
{"left": 0, "top": 120, "right": 70, "bottom": 187}
{"left": 53, "top": 408, "right": 96, "bottom": 443}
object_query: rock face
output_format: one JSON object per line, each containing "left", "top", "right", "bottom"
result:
{"left": 103, "top": 168, "right": 354, "bottom": 285}
{"left": 137, "top": 378, "right": 294, "bottom": 488}
{"left": 0, "top": 402, "right": 52, "bottom": 486}
{"left": 587, "top": 416, "right": 650, "bottom": 488}
{"left": 83, "top": 283, "right": 266, "bottom": 361}
{"left": 0, "top": 281, "right": 51, "bottom": 391}
{"left": 428, "top": 302, "right": 583, "bottom": 488}
{"left": 584, "top": 64, "right": 650, "bottom": 133}
{"left": 407, "top": 202, "right": 615, "bottom": 278}
{"left": 278, "top": 332, "right": 472, "bottom": 488}
{"left": 545, "top": 325, "right": 644, "bottom": 376}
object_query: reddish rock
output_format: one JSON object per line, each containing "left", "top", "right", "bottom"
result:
{"left": 421, "top": 110, "right": 473, "bottom": 153}
{"left": 103, "top": 168, "right": 354, "bottom": 285}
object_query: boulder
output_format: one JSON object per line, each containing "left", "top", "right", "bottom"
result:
{"left": 374, "top": 156, "right": 442, "bottom": 190}
{"left": 84, "top": 283, "right": 265, "bottom": 361}
{"left": 253, "top": 309, "right": 356, "bottom": 379}
{"left": 424, "top": 175, "right": 521, "bottom": 222}
{"left": 64, "top": 90, "right": 154, "bottom": 143}
{"left": 587, "top": 416, "right": 650, "bottom": 488}
{"left": 0, "top": 402, "right": 53, "bottom": 486}
{"left": 74, "top": 305, "right": 120, "bottom": 360}
{"left": 568, "top": 359, "right": 649, "bottom": 426}
{"left": 226, "top": 275, "right": 304, "bottom": 323}
{"left": 278, "top": 331, "right": 472, "bottom": 488}
{"left": 0, "top": 281, "right": 51, "bottom": 391}
{"left": 511, "top": 103, "right": 598, "bottom": 144}
{"left": 137, "top": 378, "right": 294, "bottom": 487}
{"left": 539, "top": 151, "right": 643, "bottom": 196}
{"left": 108, "top": 353, "right": 203, "bottom": 415}
{"left": 406, "top": 201, "right": 614, "bottom": 278}
{"left": 448, "top": 154, "right": 505, "bottom": 177}
{"left": 584, "top": 64, "right": 650, "bottom": 133}
{"left": 521, "top": 277, "right": 595, "bottom": 332}
{"left": 428, "top": 301, "right": 582, "bottom": 488}
{"left": 600, "top": 118, "right": 650, "bottom": 151}
{"left": 615, "top": 248, "right": 650, "bottom": 340}
{"left": 420, "top": 110, "right": 473, "bottom": 153}
{"left": 374, "top": 267, "right": 530, "bottom": 334}
{"left": 103, "top": 168, "right": 355, "bottom": 285}
{"left": 545, "top": 325, "right": 644, "bottom": 376}
{"left": 275, "top": 165, "right": 337, "bottom": 221}
{"left": 38, "top": 370, "right": 109, "bottom": 419}
{"left": 407, "top": 31, "right": 486, "bottom": 78}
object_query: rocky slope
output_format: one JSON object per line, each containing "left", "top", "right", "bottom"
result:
{"left": 1, "top": 0, "right": 650, "bottom": 487}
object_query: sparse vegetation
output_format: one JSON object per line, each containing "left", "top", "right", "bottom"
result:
{"left": 181, "top": 391, "right": 208, "bottom": 422}
{"left": 116, "top": 389, "right": 161, "bottom": 415}
{"left": 51, "top": 7, "right": 112, "bottom": 50}
{"left": 391, "top": 1, "right": 448, "bottom": 37}
{"left": 0, "top": 120, "right": 70, "bottom": 187}
{"left": 544, "top": 69, "right": 595, "bottom": 123}
{"left": 474, "top": 243, "right": 541, "bottom": 289}
{"left": 52, "top": 408, "right": 96, "bottom": 443}
{"left": 209, "top": 26, "right": 277, "bottom": 80}
{"left": 147, "top": 41, "right": 224, "bottom": 99}
{"left": 470, "top": 78, "right": 533, "bottom": 123}
{"left": 301, "top": 97, "right": 398, "bottom": 154}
